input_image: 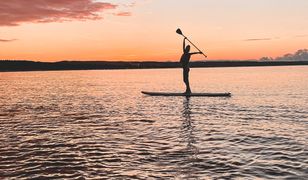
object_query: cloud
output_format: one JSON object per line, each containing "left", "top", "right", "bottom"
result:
{"left": 0, "top": 0, "right": 118, "bottom": 26}
{"left": 121, "top": 2, "right": 137, "bottom": 8}
{"left": 244, "top": 38, "right": 272, "bottom": 41}
{"left": 260, "top": 49, "right": 308, "bottom": 61}
{"left": 275, "top": 49, "right": 308, "bottom": 61}
{"left": 113, "top": 12, "right": 132, "bottom": 16}
{"left": 295, "top": 34, "right": 308, "bottom": 38}
{"left": 0, "top": 38, "right": 17, "bottom": 42}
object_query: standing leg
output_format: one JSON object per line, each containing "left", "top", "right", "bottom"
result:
{"left": 186, "top": 68, "right": 191, "bottom": 93}
{"left": 183, "top": 68, "right": 191, "bottom": 94}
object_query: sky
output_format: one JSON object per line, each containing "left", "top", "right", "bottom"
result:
{"left": 0, "top": 0, "right": 307, "bottom": 61}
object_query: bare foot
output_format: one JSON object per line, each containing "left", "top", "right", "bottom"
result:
{"left": 185, "top": 90, "right": 191, "bottom": 94}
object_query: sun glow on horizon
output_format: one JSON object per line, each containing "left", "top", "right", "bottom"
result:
{"left": 0, "top": 0, "right": 307, "bottom": 62}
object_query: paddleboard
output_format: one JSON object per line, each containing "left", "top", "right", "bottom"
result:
{"left": 142, "top": 91, "right": 231, "bottom": 97}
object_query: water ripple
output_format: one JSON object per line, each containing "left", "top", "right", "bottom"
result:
{"left": 1, "top": 67, "right": 308, "bottom": 179}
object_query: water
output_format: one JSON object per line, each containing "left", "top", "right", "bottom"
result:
{"left": 0, "top": 66, "right": 307, "bottom": 179}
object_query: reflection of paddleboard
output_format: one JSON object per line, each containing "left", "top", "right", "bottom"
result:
{"left": 141, "top": 91, "right": 231, "bottom": 97}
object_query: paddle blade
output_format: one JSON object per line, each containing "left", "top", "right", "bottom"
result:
{"left": 176, "top": 28, "right": 183, "bottom": 35}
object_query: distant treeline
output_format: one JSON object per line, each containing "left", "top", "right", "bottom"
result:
{"left": 0, "top": 60, "right": 308, "bottom": 72}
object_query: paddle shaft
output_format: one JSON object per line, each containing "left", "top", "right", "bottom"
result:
{"left": 180, "top": 34, "right": 207, "bottom": 58}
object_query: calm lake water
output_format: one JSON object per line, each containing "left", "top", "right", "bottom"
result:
{"left": 0, "top": 66, "right": 307, "bottom": 179}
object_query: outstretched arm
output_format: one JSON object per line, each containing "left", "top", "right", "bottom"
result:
{"left": 189, "top": 52, "right": 203, "bottom": 55}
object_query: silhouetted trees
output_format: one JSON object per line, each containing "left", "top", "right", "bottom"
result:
{"left": 1, "top": 60, "right": 308, "bottom": 72}
{"left": 259, "top": 57, "right": 274, "bottom": 61}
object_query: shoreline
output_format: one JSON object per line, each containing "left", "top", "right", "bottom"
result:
{"left": 1, "top": 60, "right": 308, "bottom": 72}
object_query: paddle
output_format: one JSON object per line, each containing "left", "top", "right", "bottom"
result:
{"left": 176, "top": 28, "right": 207, "bottom": 59}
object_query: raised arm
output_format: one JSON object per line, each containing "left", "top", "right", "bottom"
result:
{"left": 183, "top": 37, "right": 186, "bottom": 53}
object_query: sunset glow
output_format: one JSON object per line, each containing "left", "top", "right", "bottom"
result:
{"left": 0, "top": 0, "right": 307, "bottom": 61}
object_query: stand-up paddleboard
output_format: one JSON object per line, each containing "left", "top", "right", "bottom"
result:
{"left": 142, "top": 91, "right": 231, "bottom": 97}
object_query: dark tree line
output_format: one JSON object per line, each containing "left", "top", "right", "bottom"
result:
{"left": 1, "top": 60, "right": 308, "bottom": 72}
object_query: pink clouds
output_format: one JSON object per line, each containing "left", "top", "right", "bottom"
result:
{"left": 0, "top": 0, "right": 118, "bottom": 26}
{"left": 0, "top": 38, "right": 17, "bottom": 42}
{"left": 114, "top": 12, "right": 132, "bottom": 16}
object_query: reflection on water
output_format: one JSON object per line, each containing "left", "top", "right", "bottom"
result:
{"left": 182, "top": 97, "right": 194, "bottom": 151}
{"left": 179, "top": 97, "right": 200, "bottom": 179}
{"left": 0, "top": 66, "right": 307, "bottom": 179}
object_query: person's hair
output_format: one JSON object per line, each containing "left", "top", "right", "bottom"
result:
{"left": 185, "top": 45, "right": 191, "bottom": 52}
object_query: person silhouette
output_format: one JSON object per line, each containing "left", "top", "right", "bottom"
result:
{"left": 180, "top": 37, "right": 202, "bottom": 94}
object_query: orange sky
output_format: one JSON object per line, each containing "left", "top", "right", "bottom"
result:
{"left": 0, "top": 0, "right": 307, "bottom": 61}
